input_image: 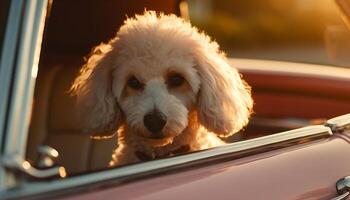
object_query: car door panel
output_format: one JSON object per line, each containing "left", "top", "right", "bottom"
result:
{"left": 60, "top": 134, "right": 350, "bottom": 200}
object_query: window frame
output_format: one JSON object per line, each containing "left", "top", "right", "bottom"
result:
{"left": 0, "top": 0, "right": 26, "bottom": 192}
{"left": 0, "top": 0, "right": 49, "bottom": 191}
{"left": 0, "top": 1, "right": 338, "bottom": 199}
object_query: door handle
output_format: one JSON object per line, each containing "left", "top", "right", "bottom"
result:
{"left": 2, "top": 146, "right": 66, "bottom": 180}
{"left": 331, "top": 176, "right": 350, "bottom": 200}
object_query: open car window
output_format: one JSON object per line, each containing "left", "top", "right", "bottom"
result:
{"left": 15, "top": 0, "right": 350, "bottom": 176}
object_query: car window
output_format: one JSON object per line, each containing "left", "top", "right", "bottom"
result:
{"left": 187, "top": 0, "right": 350, "bottom": 67}
{"left": 0, "top": 0, "right": 11, "bottom": 58}
{"left": 22, "top": 0, "right": 349, "bottom": 181}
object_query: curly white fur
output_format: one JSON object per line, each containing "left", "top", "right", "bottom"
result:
{"left": 71, "top": 11, "right": 253, "bottom": 166}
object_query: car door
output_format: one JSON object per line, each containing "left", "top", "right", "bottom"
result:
{"left": 59, "top": 125, "right": 350, "bottom": 200}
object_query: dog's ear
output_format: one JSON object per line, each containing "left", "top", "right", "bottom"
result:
{"left": 70, "top": 41, "right": 121, "bottom": 138}
{"left": 194, "top": 48, "right": 253, "bottom": 137}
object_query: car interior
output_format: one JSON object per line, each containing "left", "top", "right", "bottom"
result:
{"left": 26, "top": 0, "right": 350, "bottom": 175}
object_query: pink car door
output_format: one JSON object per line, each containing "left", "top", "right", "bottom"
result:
{"left": 57, "top": 117, "right": 350, "bottom": 200}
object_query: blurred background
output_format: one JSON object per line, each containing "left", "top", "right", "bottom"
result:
{"left": 187, "top": 0, "right": 350, "bottom": 67}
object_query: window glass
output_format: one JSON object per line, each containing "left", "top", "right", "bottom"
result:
{"left": 188, "top": 0, "right": 350, "bottom": 67}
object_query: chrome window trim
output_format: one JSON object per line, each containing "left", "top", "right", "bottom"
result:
{"left": 0, "top": 1, "right": 25, "bottom": 152}
{"left": 326, "top": 113, "right": 350, "bottom": 132}
{"left": 0, "top": 125, "right": 332, "bottom": 199}
{"left": 0, "top": 0, "right": 48, "bottom": 191}
{"left": 0, "top": 0, "right": 26, "bottom": 192}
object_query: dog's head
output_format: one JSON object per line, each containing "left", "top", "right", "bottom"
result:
{"left": 71, "top": 11, "right": 253, "bottom": 147}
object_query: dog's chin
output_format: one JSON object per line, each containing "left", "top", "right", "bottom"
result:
{"left": 135, "top": 127, "right": 185, "bottom": 147}
{"left": 144, "top": 137, "right": 174, "bottom": 147}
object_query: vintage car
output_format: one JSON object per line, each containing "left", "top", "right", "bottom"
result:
{"left": 1, "top": 0, "right": 350, "bottom": 199}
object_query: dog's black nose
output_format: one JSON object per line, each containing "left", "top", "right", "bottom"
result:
{"left": 143, "top": 111, "right": 167, "bottom": 134}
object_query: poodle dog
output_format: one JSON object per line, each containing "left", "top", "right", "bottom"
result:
{"left": 71, "top": 11, "right": 253, "bottom": 166}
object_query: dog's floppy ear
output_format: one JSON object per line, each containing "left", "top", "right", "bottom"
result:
{"left": 194, "top": 47, "right": 253, "bottom": 137}
{"left": 71, "top": 41, "right": 121, "bottom": 138}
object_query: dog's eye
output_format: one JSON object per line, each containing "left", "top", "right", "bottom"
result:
{"left": 167, "top": 73, "right": 185, "bottom": 88}
{"left": 127, "top": 76, "right": 143, "bottom": 90}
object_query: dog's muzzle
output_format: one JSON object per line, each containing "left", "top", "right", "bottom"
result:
{"left": 143, "top": 110, "right": 167, "bottom": 138}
